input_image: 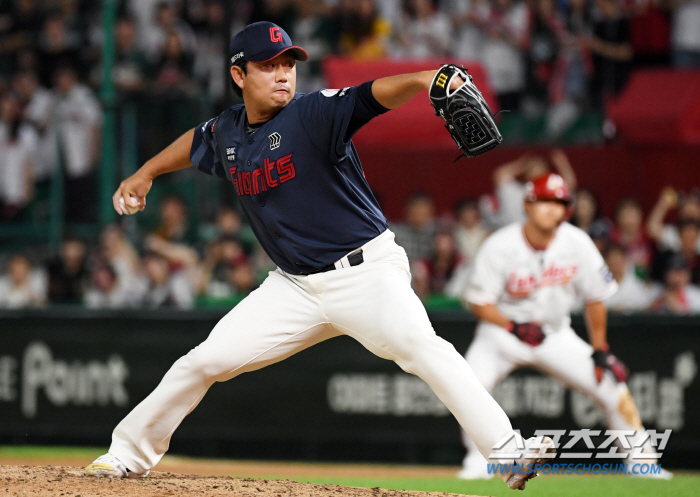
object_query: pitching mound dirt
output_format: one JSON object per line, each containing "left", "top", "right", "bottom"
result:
{"left": 1, "top": 465, "right": 481, "bottom": 497}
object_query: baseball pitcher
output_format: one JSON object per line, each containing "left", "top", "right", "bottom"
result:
{"left": 85, "top": 22, "right": 551, "bottom": 490}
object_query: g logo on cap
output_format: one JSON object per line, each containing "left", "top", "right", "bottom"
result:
{"left": 228, "top": 21, "right": 309, "bottom": 68}
{"left": 270, "top": 27, "right": 282, "bottom": 42}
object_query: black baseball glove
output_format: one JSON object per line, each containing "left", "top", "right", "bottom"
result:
{"left": 592, "top": 345, "right": 629, "bottom": 383}
{"left": 429, "top": 64, "right": 503, "bottom": 158}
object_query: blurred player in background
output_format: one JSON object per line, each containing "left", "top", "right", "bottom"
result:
{"left": 458, "top": 172, "right": 672, "bottom": 480}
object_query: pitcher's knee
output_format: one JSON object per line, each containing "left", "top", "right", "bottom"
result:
{"left": 181, "top": 345, "right": 241, "bottom": 383}
{"left": 391, "top": 330, "right": 457, "bottom": 371}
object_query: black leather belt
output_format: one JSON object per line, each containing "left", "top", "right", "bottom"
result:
{"left": 314, "top": 249, "right": 364, "bottom": 273}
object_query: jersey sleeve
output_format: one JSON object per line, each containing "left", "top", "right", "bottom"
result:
{"left": 297, "top": 83, "right": 386, "bottom": 162}
{"left": 465, "top": 237, "right": 507, "bottom": 305}
{"left": 190, "top": 116, "right": 227, "bottom": 180}
{"left": 575, "top": 233, "right": 618, "bottom": 303}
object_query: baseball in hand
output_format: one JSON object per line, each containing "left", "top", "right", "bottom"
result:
{"left": 119, "top": 195, "right": 140, "bottom": 215}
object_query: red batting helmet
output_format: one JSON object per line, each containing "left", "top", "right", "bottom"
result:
{"left": 525, "top": 173, "right": 571, "bottom": 204}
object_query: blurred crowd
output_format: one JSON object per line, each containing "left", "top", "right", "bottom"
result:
{"left": 0, "top": 0, "right": 698, "bottom": 313}
{"left": 1, "top": 0, "right": 699, "bottom": 219}
{"left": 390, "top": 153, "right": 700, "bottom": 315}
{"left": 2, "top": 149, "right": 700, "bottom": 315}
{"left": 0, "top": 197, "right": 270, "bottom": 310}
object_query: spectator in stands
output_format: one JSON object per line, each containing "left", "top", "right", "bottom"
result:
{"left": 100, "top": 224, "right": 142, "bottom": 288}
{"left": 0, "top": 0, "right": 43, "bottom": 69}
{"left": 532, "top": 0, "right": 590, "bottom": 136}
{"left": 651, "top": 219, "right": 700, "bottom": 285}
{"left": 152, "top": 30, "right": 197, "bottom": 97}
{"left": 192, "top": 0, "right": 229, "bottom": 106}
{"left": 153, "top": 194, "right": 195, "bottom": 244}
{"left": 0, "top": 254, "right": 46, "bottom": 308}
{"left": 526, "top": 0, "right": 566, "bottom": 107}
{"left": 479, "top": 149, "right": 575, "bottom": 229}
{"left": 647, "top": 186, "right": 700, "bottom": 254}
{"left": 651, "top": 253, "right": 700, "bottom": 313}
{"left": 570, "top": 188, "right": 614, "bottom": 244}
{"left": 564, "top": 0, "right": 593, "bottom": 79}
{"left": 628, "top": 0, "right": 671, "bottom": 67}
{"left": 611, "top": 198, "right": 654, "bottom": 279}
{"left": 479, "top": 155, "right": 544, "bottom": 229}
{"left": 412, "top": 230, "right": 463, "bottom": 300}
{"left": 12, "top": 70, "right": 57, "bottom": 182}
{"left": 109, "top": 15, "right": 149, "bottom": 95}
{"left": 604, "top": 243, "right": 657, "bottom": 312}
{"left": 453, "top": 198, "right": 489, "bottom": 265}
{"left": 127, "top": 0, "right": 166, "bottom": 49}
{"left": 142, "top": 1, "right": 196, "bottom": 63}
{"left": 84, "top": 259, "right": 133, "bottom": 309}
{"left": 450, "top": 0, "right": 487, "bottom": 62}
{"left": 138, "top": 252, "right": 194, "bottom": 309}
{"left": 199, "top": 204, "right": 236, "bottom": 241}
{"left": 53, "top": 65, "right": 103, "bottom": 223}
{"left": 392, "top": 192, "right": 437, "bottom": 261}
{"left": 37, "top": 15, "right": 81, "bottom": 87}
{"left": 198, "top": 234, "right": 258, "bottom": 300}
{"left": 0, "top": 91, "right": 37, "bottom": 219}
{"left": 587, "top": 0, "right": 633, "bottom": 108}
{"left": 391, "top": 0, "right": 452, "bottom": 59}
{"left": 216, "top": 206, "right": 244, "bottom": 239}
{"left": 226, "top": 261, "right": 257, "bottom": 296}
{"left": 476, "top": 0, "right": 530, "bottom": 111}
{"left": 46, "top": 237, "right": 88, "bottom": 304}
{"left": 670, "top": 0, "right": 700, "bottom": 67}
{"left": 678, "top": 220, "right": 700, "bottom": 283}
{"left": 589, "top": 218, "right": 613, "bottom": 254}
{"left": 336, "top": 0, "right": 392, "bottom": 60}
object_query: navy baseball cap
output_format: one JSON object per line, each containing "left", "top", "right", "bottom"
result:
{"left": 229, "top": 22, "right": 308, "bottom": 67}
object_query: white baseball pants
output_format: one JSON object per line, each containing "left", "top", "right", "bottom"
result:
{"left": 110, "top": 230, "right": 518, "bottom": 474}
{"left": 462, "top": 324, "right": 645, "bottom": 469}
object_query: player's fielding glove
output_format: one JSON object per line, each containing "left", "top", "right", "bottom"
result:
{"left": 507, "top": 321, "right": 545, "bottom": 347}
{"left": 429, "top": 64, "right": 503, "bottom": 158}
{"left": 592, "top": 344, "right": 629, "bottom": 383}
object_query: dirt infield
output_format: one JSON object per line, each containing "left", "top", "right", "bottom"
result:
{"left": 1, "top": 465, "right": 481, "bottom": 497}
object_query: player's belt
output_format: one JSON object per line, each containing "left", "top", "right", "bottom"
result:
{"left": 313, "top": 249, "right": 364, "bottom": 273}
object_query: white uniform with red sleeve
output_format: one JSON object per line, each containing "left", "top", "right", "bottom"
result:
{"left": 460, "top": 221, "right": 650, "bottom": 476}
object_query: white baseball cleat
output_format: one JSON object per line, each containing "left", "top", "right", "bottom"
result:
{"left": 504, "top": 436, "right": 556, "bottom": 491}
{"left": 85, "top": 453, "right": 149, "bottom": 478}
{"left": 456, "top": 451, "right": 493, "bottom": 480}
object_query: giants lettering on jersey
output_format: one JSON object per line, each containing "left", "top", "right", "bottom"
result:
{"left": 506, "top": 263, "right": 578, "bottom": 298}
{"left": 228, "top": 153, "right": 296, "bottom": 197}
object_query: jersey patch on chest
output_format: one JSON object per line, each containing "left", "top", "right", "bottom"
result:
{"left": 268, "top": 132, "right": 281, "bottom": 150}
{"left": 226, "top": 146, "right": 237, "bottom": 162}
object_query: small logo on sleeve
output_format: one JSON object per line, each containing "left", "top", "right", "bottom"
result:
{"left": 321, "top": 87, "right": 350, "bottom": 98}
{"left": 226, "top": 146, "right": 237, "bottom": 162}
{"left": 268, "top": 132, "right": 281, "bottom": 150}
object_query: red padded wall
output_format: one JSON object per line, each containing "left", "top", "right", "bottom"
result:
{"left": 354, "top": 141, "right": 700, "bottom": 221}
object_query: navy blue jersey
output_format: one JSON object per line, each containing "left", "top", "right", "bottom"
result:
{"left": 190, "top": 84, "right": 388, "bottom": 275}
